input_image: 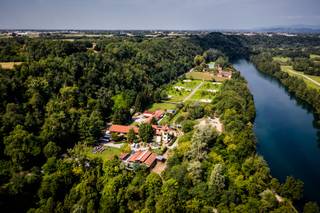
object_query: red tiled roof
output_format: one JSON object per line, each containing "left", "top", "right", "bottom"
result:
{"left": 154, "top": 110, "right": 164, "bottom": 119}
{"left": 109, "top": 125, "right": 139, "bottom": 134}
{"left": 139, "top": 150, "right": 152, "bottom": 162}
{"left": 127, "top": 150, "right": 143, "bottom": 162}
{"left": 120, "top": 153, "right": 129, "bottom": 160}
{"left": 143, "top": 111, "right": 153, "bottom": 117}
{"left": 144, "top": 153, "right": 157, "bottom": 167}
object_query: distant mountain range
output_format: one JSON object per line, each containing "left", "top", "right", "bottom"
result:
{"left": 253, "top": 25, "right": 320, "bottom": 33}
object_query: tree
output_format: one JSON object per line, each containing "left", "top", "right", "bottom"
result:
{"left": 4, "top": 125, "right": 41, "bottom": 169}
{"left": 127, "top": 128, "right": 137, "bottom": 143}
{"left": 215, "top": 56, "right": 228, "bottom": 68}
{"left": 181, "top": 120, "right": 195, "bottom": 133}
{"left": 112, "top": 93, "right": 131, "bottom": 124}
{"left": 139, "top": 123, "right": 154, "bottom": 143}
{"left": 203, "top": 49, "right": 224, "bottom": 62}
{"left": 78, "top": 110, "right": 104, "bottom": 145}
{"left": 194, "top": 55, "right": 205, "bottom": 66}
{"left": 43, "top": 141, "right": 61, "bottom": 158}
{"left": 208, "top": 163, "right": 225, "bottom": 192}
{"left": 120, "top": 143, "right": 131, "bottom": 154}
{"left": 304, "top": 202, "right": 320, "bottom": 213}
{"left": 187, "top": 160, "right": 203, "bottom": 184}
{"left": 280, "top": 176, "right": 304, "bottom": 201}
{"left": 187, "top": 125, "right": 217, "bottom": 161}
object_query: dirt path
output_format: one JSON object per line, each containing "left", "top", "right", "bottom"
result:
{"left": 183, "top": 81, "right": 204, "bottom": 102}
{"left": 286, "top": 68, "right": 320, "bottom": 87}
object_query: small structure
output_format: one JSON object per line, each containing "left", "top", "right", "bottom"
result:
{"left": 107, "top": 123, "right": 177, "bottom": 144}
{"left": 126, "top": 150, "right": 158, "bottom": 168}
{"left": 152, "top": 125, "right": 177, "bottom": 144}
{"left": 109, "top": 125, "right": 139, "bottom": 135}
{"left": 216, "top": 66, "right": 232, "bottom": 79}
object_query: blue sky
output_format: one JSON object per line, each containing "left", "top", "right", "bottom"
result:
{"left": 1, "top": 0, "right": 320, "bottom": 30}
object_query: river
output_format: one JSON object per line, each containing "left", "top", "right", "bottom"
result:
{"left": 233, "top": 59, "right": 320, "bottom": 204}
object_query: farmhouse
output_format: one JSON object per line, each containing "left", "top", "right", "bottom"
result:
{"left": 217, "top": 66, "right": 232, "bottom": 79}
{"left": 133, "top": 110, "right": 165, "bottom": 124}
{"left": 126, "top": 150, "right": 158, "bottom": 168}
{"left": 107, "top": 123, "right": 176, "bottom": 143}
{"left": 109, "top": 125, "right": 139, "bottom": 135}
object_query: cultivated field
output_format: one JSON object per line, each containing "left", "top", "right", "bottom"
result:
{"left": 0, "top": 62, "right": 22, "bottom": 70}
{"left": 186, "top": 71, "right": 214, "bottom": 81}
{"left": 281, "top": 65, "right": 320, "bottom": 90}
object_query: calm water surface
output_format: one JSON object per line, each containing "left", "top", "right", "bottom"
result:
{"left": 233, "top": 59, "right": 320, "bottom": 204}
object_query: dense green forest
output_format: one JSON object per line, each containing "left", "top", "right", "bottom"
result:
{"left": 0, "top": 33, "right": 318, "bottom": 212}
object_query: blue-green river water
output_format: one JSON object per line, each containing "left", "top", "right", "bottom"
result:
{"left": 234, "top": 59, "right": 320, "bottom": 204}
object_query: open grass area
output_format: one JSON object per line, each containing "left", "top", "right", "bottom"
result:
{"left": 147, "top": 102, "right": 177, "bottom": 112}
{"left": 174, "top": 79, "right": 202, "bottom": 89}
{"left": 281, "top": 65, "right": 320, "bottom": 90}
{"left": 310, "top": 54, "right": 320, "bottom": 60}
{"left": 273, "top": 56, "right": 290, "bottom": 64}
{"left": 84, "top": 146, "right": 121, "bottom": 162}
{"left": 189, "top": 82, "right": 221, "bottom": 101}
{"left": 0, "top": 62, "right": 22, "bottom": 70}
{"left": 200, "top": 81, "right": 222, "bottom": 90}
{"left": 186, "top": 72, "right": 214, "bottom": 81}
{"left": 166, "top": 87, "right": 190, "bottom": 102}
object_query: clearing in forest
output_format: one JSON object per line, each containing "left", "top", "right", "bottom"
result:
{"left": 281, "top": 65, "right": 320, "bottom": 90}
{"left": 0, "top": 62, "right": 22, "bottom": 70}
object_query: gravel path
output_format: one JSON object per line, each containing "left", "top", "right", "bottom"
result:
{"left": 183, "top": 81, "right": 204, "bottom": 102}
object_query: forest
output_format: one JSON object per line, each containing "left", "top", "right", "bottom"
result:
{"left": 0, "top": 33, "right": 318, "bottom": 212}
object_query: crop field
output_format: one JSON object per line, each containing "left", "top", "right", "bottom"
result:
{"left": 310, "top": 54, "right": 320, "bottom": 60}
{"left": 186, "top": 72, "right": 214, "bottom": 81}
{"left": 273, "top": 56, "right": 290, "bottom": 64}
{"left": 174, "top": 79, "right": 202, "bottom": 89}
{"left": 0, "top": 62, "right": 22, "bottom": 70}
{"left": 281, "top": 65, "right": 320, "bottom": 90}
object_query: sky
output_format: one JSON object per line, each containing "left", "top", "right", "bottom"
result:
{"left": 1, "top": 0, "right": 320, "bottom": 30}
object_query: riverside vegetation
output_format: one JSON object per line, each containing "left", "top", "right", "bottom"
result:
{"left": 0, "top": 33, "right": 319, "bottom": 212}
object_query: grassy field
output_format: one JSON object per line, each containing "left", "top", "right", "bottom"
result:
{"left": 186, "top": 72, "right": 214, "bottom": 81}
{"left": 0, "top": 62, "right": 22, "bottom": 70}
{"left": 273, "top": 56, "right": 290, "bottom": 64}
{"left": 84, "top": 146, "right": 121, "bottom": 162}
{"left": 174, "top": 79, "right": 202, "bottom": 89}
{"left": 189, "top": 82, "right": 221, "bottom": 101}
{"left": 147, "top": 102, "right": 177, "bottom": 112}
{"left": 310, "top": 54, "right": 320, "bottom": 60}
{"left": 281, "top": 66, "right": 320, "bottom": 90}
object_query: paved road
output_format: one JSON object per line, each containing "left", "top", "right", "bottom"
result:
{"left": 183, "top": 81, "right": 204, "bottom": 102}
{"left": 287, "top": 69, "right": 320, "bottom": 87}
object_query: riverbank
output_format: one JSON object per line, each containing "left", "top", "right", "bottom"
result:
{"left": 234, "top": 59, "right": 320, "bottom": 205}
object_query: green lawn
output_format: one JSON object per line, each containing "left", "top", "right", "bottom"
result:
{"left": 200, "top": 82, "right": 221, "bottom": 90}
{"left": 0, "top": 62, "right": 23, "bottom": 70}
{"left": 281, "top": 66, "right": 320, "bottom": 90}
{"left": 186, "top": 72, "right": 214, "bottom": 81}
{"left": 310, "top": 54, "right": 320, "bottom": 60}
{"left": 84, "top": 146, "right": 122, "bottom": 162}
{"left": 189, "top": 82, "right": 221, "bottom": 101}
{"left": 273, "top": 56, "right": 290, "bottom": 64}
{"left": 174, "top": 79, "right": 202, "bottom": 89}
{"left": 147, "top": 102, "right": 177, "bottom": 112}
{"left": 190, "top": 90, "right": 216, "bottom": 101}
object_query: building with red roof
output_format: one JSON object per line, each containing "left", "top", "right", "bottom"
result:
{"left": 126, "top": 150, "right": 157, "bottom": 168}
{"left": 109, "top": 125, "right": 139, "bottom": 134}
